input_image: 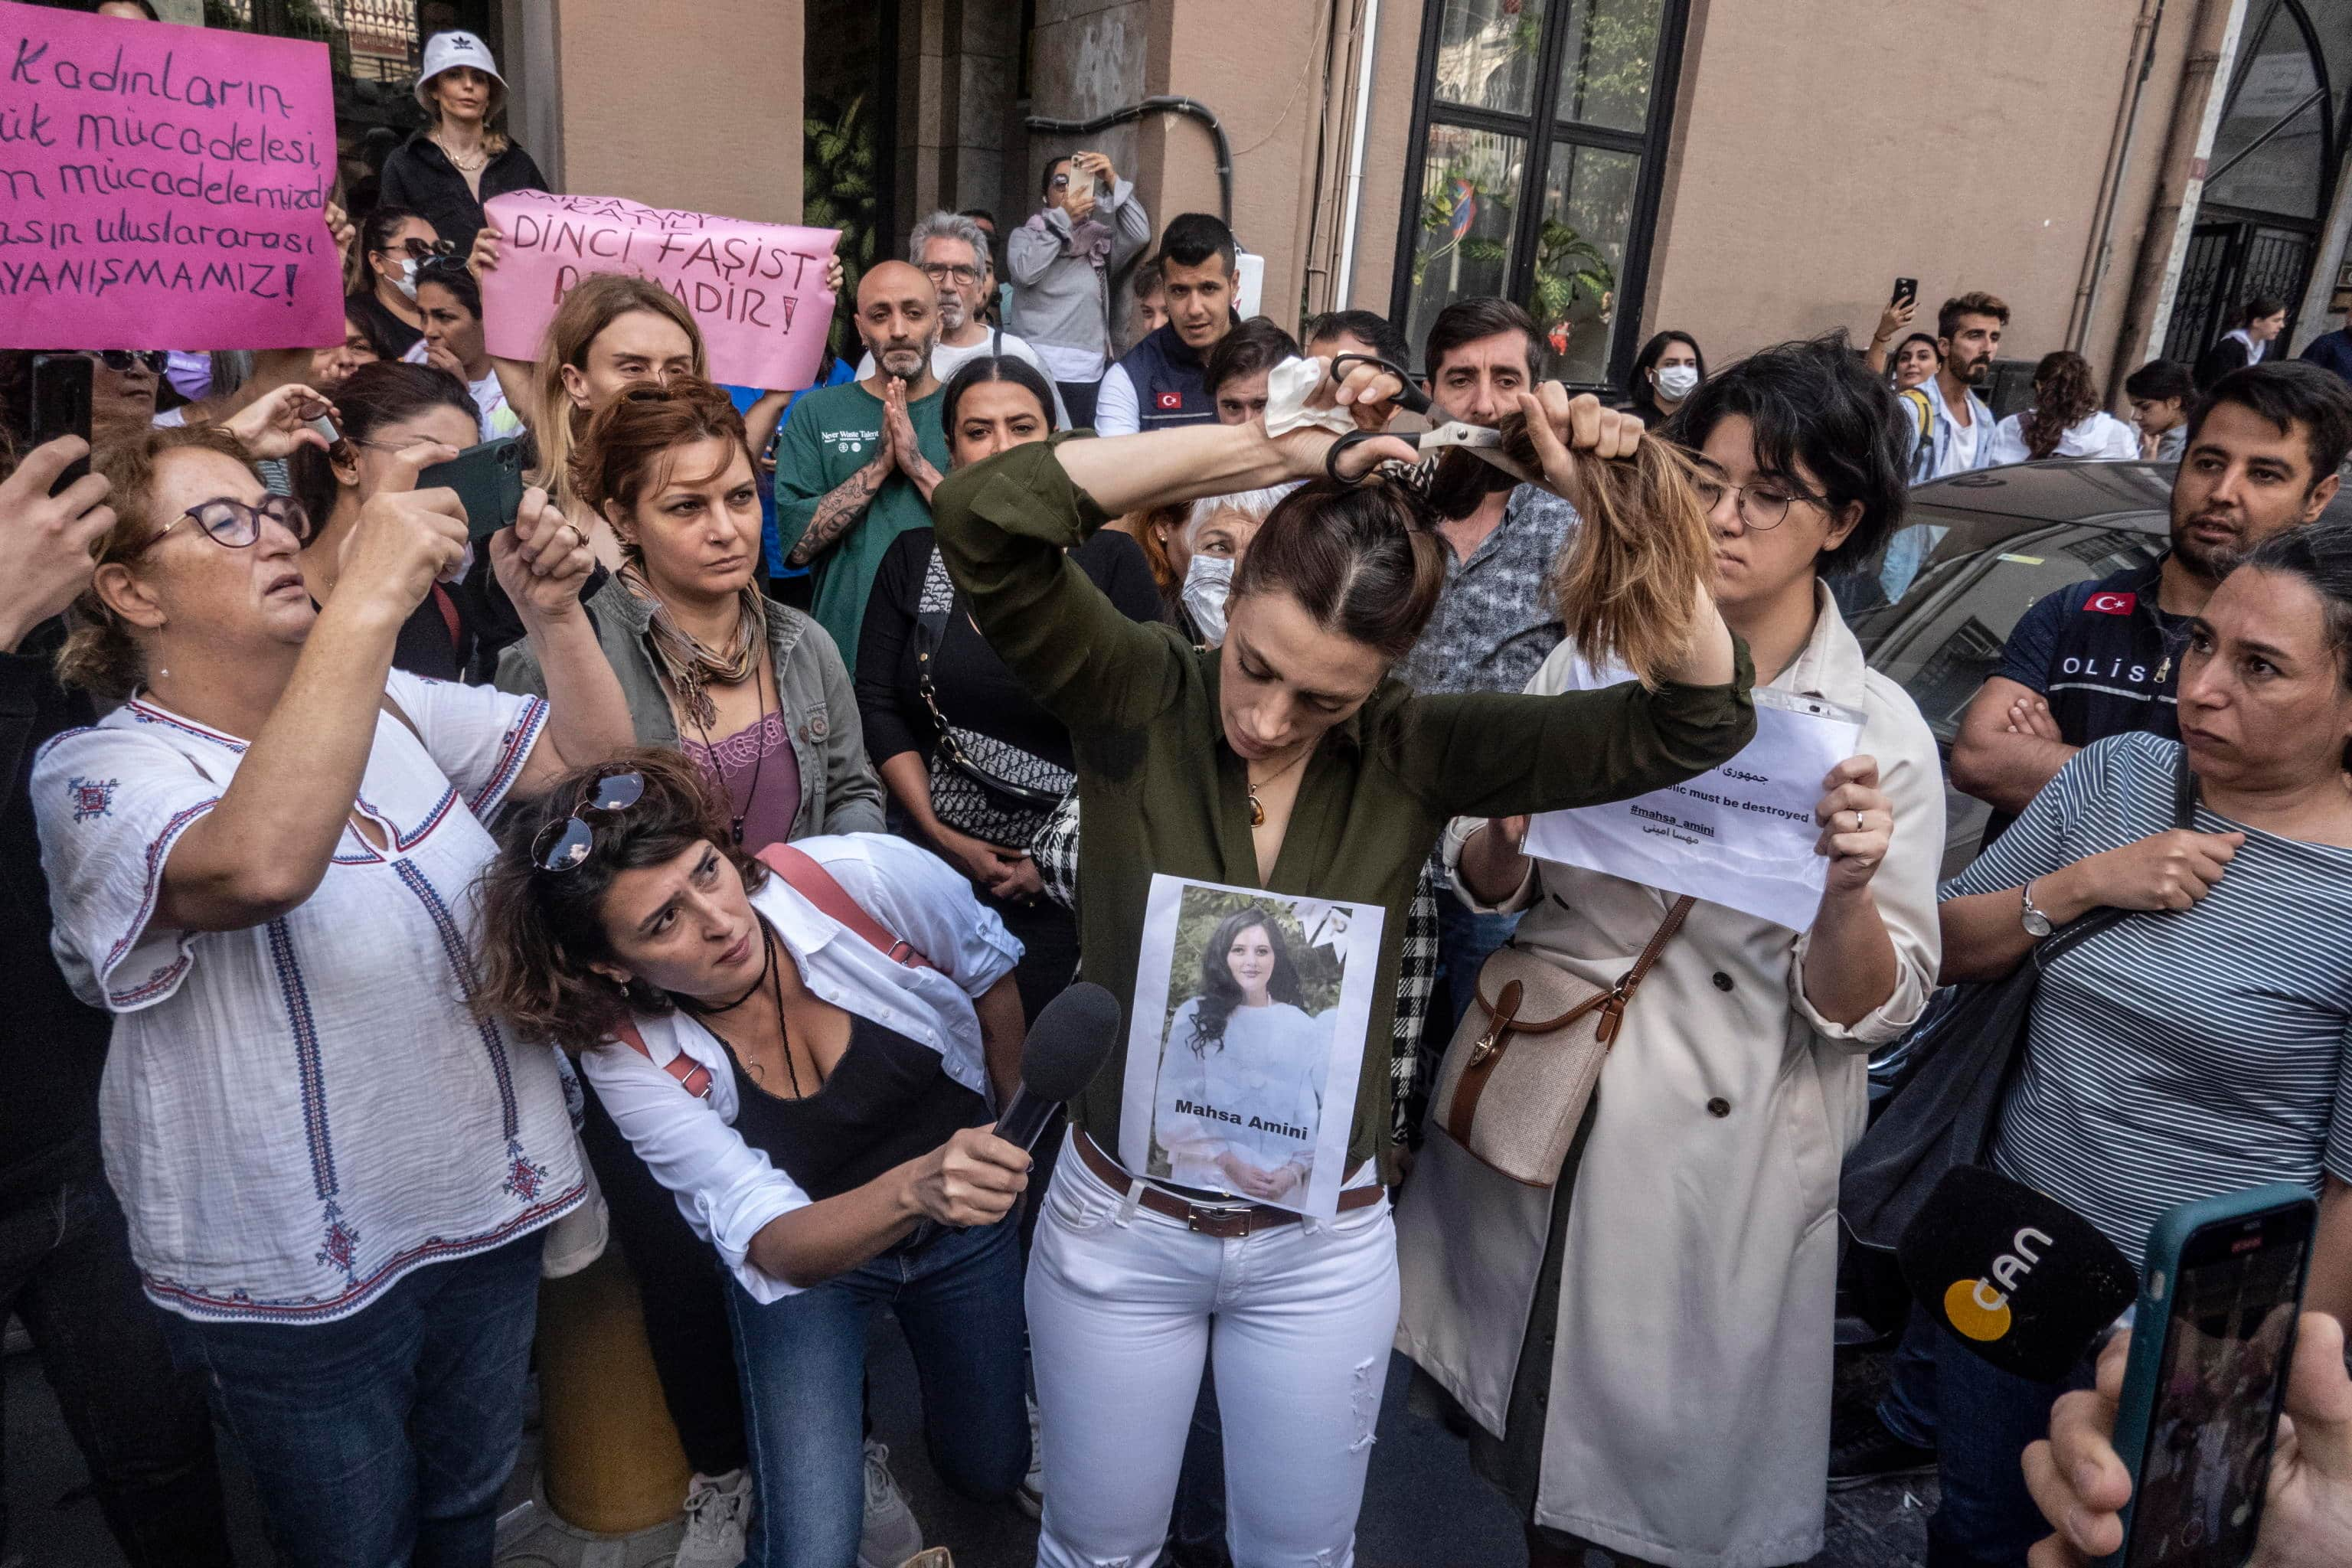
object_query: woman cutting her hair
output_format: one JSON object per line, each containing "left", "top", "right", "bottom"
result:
{"left": 930, "top": 364, "right": 1756, "bottom": 1566}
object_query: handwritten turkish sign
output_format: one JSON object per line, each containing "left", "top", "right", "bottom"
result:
{"left": 0, "top": 2, "right": 341, "bottom": 349}
{"left": 481, "top": 190, "right": 839, "bottom": 391}
{"left": 1524, "top": 684, "right": 1865, "bottom": 933}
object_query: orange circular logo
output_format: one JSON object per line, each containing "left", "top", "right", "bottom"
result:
{"left": 1945, "top": 1279, "right": 2014, "bottom": 1341}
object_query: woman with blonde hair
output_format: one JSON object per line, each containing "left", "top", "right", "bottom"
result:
{"left": 377, "top": 29, "right": 548, "bottom": 256}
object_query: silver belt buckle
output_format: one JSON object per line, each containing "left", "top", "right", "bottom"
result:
{"left": 1184, "top": 1197, "right": 1256, "bottom": 1236}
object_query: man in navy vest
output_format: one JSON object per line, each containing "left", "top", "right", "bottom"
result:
{"left": 1093, "top": 213, "right": 1240, "bottom": 436}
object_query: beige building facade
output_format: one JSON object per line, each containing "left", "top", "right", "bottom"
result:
{"left": 200, "top": 0, "right": 2352, "bottom": 400}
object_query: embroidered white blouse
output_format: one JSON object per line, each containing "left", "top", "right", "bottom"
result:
{"left": 34, "top": 671, "right": 583, "bottom": 1325}
{"left": 579, "top": 833, "right": 1021, "bottom": 1304}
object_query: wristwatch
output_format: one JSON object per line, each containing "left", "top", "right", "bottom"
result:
{"left": 2020, "top": 879, "right": 2054, "bottom": 939}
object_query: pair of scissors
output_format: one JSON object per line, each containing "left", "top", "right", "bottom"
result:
{"left": 1321, "top": 353, "right": 1540, "bottom": 490}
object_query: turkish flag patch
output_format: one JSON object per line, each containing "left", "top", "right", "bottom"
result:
{"left": 2083, "top": 592, "right": 2137, "bottom": 615}
{"left": 1156, "top": 390, "right": 1184, "bottom": 410}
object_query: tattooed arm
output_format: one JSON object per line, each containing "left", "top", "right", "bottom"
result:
{"left": 777, "top": 396, "right": 897, "bottom": 569}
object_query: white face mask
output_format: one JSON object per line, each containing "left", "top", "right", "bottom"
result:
{"left": 1655, "top": 364, "right": 1700, "bottom": 400}
{"left": 391, "top": 256, "right": 421, "bottom": 301}
{"left": 1181, "top": 554, "right": 1234, "bottom": 645}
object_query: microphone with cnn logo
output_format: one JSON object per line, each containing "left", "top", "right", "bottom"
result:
{"left": 1896, "top": 1165, "right": 2138, "bottom": 1382}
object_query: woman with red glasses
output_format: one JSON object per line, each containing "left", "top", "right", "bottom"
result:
{"left": 31, "top": 417, "right": 632, "bottom": 1566}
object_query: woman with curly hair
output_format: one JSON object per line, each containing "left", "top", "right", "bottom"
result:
{"left": 1152, "top": 907, "right": 1331, "bottom": 1200}
{"left": 1988, "top": 350, "right": 2140, "bottom": 463}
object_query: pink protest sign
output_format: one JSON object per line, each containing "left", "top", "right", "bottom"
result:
{"left": 481, "top": 191, "right": 839, "bottom": 392}
{"left": 0, "top": 2, "right": 341, "bottom": 350}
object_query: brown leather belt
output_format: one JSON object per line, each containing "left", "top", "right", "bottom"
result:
{"left": 1073, "top": 1129, "right": 1383, "bottom": 1240}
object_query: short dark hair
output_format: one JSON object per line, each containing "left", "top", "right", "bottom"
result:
{"left": 1204, "top": 318, "right": 1300, "bottom": 399}
{"left": 939, "top": 354, "right": 1060, "bottom": 451}
{"left": 1156, "top": 213, "right": 1237, "bottom": 278}
{"left": 2241, "top": 296, "right": 2288, "bottom": 326}
{"left": 2184, "top": 361, "right": 2352, "bottom": 484}
{"left": 2123, "top": 359, "right": 2196, "bottom": 404}
{"left": 1666, "top": 332, "right": 1911, "bottom": 574}
{"left": 958, "top": 207, "right": 997, "bottom": 230}
{"left": 1937, "top": 291, "right": 2010, "bottom": 340}
{"left": 1302, "top": 309, "right": 1410, "bottom": 368}
{"left": 415, "top": 253, "right": 481, "bottom": 318}
{"left": 1424, "top": 296, "right": 1539, "bottom": 381}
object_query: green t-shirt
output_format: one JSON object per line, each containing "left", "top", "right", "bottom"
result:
{"left": 773, "top": 378, "right": 951, "bottom": 673}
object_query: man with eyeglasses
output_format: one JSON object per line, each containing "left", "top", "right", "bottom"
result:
{"left": 855, "top": 213, "right": 1070, "bottom": 427}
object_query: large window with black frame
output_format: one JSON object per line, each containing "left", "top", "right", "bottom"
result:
{"left": 1390, "top": 0, "right": 1687, "bottom": 390}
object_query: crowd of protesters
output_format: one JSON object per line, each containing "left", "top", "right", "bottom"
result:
{"left": 8, "top": 15, "right": 2352, "bottom": 1568}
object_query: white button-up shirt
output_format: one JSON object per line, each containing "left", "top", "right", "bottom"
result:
{"left": 579, "top": 832, "right": 1021, "bottom": 1302}
{"left": 34, "top": 672, "right": 583, "bottom": 1324}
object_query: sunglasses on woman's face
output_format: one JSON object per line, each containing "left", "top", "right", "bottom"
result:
{"left": 532, "top": 770, "right": 647, "bottom": 874}
{"left": 57, "top": 350, "right": 171, "bottom": 375}
{"left": 385, "top": 237, "right": 458, "bottom": 262}
{"left": 131, "top": 495, "right": 312, "bottom": 557}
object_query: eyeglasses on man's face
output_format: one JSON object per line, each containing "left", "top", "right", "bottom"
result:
{"left": 920, "top": 262, "right": 983, "bottom": 286}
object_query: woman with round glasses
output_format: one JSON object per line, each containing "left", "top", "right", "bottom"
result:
{"left": 470, "top": 750, "right": 1033, "bottom": 1568}
{"left": 1404, "top": 338, "right": 1942, "bottom": 1568}
{"left": 348, "top": 205, "right": 446, "bottom": 365}
{"left": 31, "top": 416, "right": 633, "bottom": 1566}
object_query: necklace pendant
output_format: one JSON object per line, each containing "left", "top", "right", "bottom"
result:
{"left": 1249, "top": 792, "right": 1266, "bottom": 828}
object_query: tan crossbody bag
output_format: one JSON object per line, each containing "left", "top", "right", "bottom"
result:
{"left": 1426, "top": 894, "right": 1695, "bottom": 1186}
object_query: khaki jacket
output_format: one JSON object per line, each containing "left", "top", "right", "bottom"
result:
{"left": 1396, "top": 589, "right": 1945, "bottom": 1568}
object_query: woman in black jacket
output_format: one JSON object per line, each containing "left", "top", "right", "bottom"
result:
{"left": 854, "top": 355, "right": 1160, "bottom": 1021}
{"left": 378, "top": 31, "right": 548, "bottom": 257}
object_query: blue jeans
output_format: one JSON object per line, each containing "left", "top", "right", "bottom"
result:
{"left": 1879, "top": 1302, "right": 1942, "bottom": 1448}
{"left": 726, "top": 1216, "right": 1029, "bottom": 1568}
{"left": 1924, "top": 1322, "right": 2096, "bottom": 1568}
{"left": 164, "top": 1230, "right": 544, "bottom": 1568}
{"left": 1435, "top": 884, "right": 1521, "bottom": 1036}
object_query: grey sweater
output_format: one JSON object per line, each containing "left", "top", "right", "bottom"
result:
{"left": 1005, "top": 179, "right": 1151, "bottom": 381}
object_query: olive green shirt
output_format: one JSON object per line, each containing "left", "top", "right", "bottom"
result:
{"left": 931, "top": 442, "right": 1757, "bottom": 1172}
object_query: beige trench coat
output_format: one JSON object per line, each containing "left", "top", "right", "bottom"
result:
{"left": 1395, "top": 590, "right": 1945, "bottom": 1568}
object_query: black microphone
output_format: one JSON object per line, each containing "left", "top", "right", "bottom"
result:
{"left": 1897, "top": 1165, "right": 2139, "bottom": 1383}
{"left": 993, "top": 982, "right": 1121, "bottom": 1152}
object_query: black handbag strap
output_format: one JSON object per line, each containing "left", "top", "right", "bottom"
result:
{"left": 915, "top": 548, "right": 1067, "bottom": 808}
{"left": 2031, "top": 742, "right": 2199, "bottom": 970}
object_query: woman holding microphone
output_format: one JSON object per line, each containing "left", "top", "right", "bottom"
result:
{"left": 929, "top": 362, "right": 1756, "bottom": 1566}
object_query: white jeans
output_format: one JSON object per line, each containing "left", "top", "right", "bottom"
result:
{"left": 1026, "top": 1130, "right": 1400, "bottom": 1568}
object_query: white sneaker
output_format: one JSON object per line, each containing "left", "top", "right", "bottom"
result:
{"left": 857, "top": 1439, "right": 924, "bottom": 1568}
{"left": 675, "top": 1468, "right": 753, "bottom": 1568}
{"left": 1017, "top": 1394, "right": 1044, "bottom": 1519}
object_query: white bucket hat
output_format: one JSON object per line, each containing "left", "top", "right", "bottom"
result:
{"left": 415, "top": 30, "right": 507, "bottom": 109}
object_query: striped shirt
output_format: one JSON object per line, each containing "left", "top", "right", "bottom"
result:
{"left": 1944, "top": 732, "right": 2352, "bottom": 1266}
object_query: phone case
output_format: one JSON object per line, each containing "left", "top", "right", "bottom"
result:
{"left": 419, "top": 436, "right": 528, "bottom": 541}
{"left": 2099, "top": 1181, "right": 2315, "bottom": 1567}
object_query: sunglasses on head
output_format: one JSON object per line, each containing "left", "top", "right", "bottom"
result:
{"left": 532, "top": 770, "right": 646, "bottom": 874}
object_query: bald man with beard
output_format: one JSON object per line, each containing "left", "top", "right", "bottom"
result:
{"left": 775, "top": 260, "right": 956, "bottom": 671}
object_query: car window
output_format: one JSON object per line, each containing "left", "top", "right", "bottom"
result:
{"left": 1830, "top": 509, "right": 2167, "bottom": 880}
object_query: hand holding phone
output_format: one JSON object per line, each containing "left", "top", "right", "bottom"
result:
{"left": 418, "top": 433, "right": 528, "bottom": 541}
{"left": 29, "top": 354, "right": 94, "bottom": 497}
{"left": 0, "top": 436, "right": 114, "bottom": 652}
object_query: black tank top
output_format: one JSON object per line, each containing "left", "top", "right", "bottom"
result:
{"left": 720, "top": 1010, "right": 988, "bottom": 1201}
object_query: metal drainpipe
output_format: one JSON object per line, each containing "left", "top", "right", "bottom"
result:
{"left": 1334, "top": 0, "right": 1383, "bottom": 309}
{"left": 2105, "top": 0, "right": 2252, "bottom": 398}
{"left": 2068, "top": 0, "right": 2168, "bottom": 355}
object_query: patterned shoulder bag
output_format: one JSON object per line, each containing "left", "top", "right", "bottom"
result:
{"left": 916, "top": 547, "right": 1074, "bottom": 848}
